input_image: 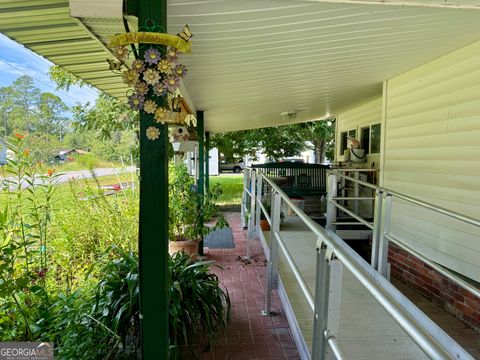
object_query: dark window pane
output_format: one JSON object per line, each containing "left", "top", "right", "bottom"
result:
{"left": 361, "top": 127, "right": 370, "bottom": 154}
{"left": 340, "top": 131, "right": 348, "bottom": 154}
{"left": 371, "top": 123, "right": 381, "bottom": 153}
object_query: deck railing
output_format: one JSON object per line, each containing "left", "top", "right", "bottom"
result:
{"left": 328, "top": 170, "right": 480, "bottom": 299}
{"left": 242, "top": 167, "right": 476, "bottom": 360}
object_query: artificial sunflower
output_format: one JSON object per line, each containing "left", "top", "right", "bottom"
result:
{"left": 146, "top": 126, "right": 160, "bottom": 141}
{"left": 143, "top": 99, "right": 157, "bottom": 114}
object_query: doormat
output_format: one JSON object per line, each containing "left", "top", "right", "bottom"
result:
{"left": 204, "top": 227, "right": 235, "bottom": 249}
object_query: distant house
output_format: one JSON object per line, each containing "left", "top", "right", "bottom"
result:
{"left": 55, "top": 149, "right": 89, "bottom": 162}
{"left": 0, "top": 138, "right": 14, "bottom": 166}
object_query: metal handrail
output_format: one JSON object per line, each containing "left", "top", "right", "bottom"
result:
{"left": 329, "top": 200, "right": 374, "bottom": 230}
{"left": 252, "top": 168, "right": 470, "bottom": 360}
{"left": 256, "top": 198, "right": 272, "bottom": 226}
{"left": 326, "top": 334, "right": 345, "bottom": 360}
{"left": 331, "top": 170, "right": 480, "bottom": 228}
{"left": 330, "top": 170, "right": 480, "bottom": 300}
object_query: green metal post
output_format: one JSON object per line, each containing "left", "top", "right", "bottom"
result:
{"left": 197, "top": 110, "right": 205, "bottom": 255}
{"left": 137, "top": 0, "right": 169, "bottom": 359}
{"left": 205, "top": 131, "right": 210, "bottom": 192}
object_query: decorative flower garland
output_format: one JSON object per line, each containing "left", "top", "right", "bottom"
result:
{"left": 107, "top": 24, "right": 193, "bottom": 141}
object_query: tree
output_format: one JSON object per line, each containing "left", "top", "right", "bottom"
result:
{"left": 0, "top": 76, "right": 71, "bottom": 139}
{"left": 294, "top": 119, "right": 336, "bottom": 163}
{"left": 49, "top": 66, "right": 138, "bottom": 139}
{"left": 211, "top": 119, "right": 335, "bottom": 164}
{"left": 37, "top": 92, "right": 69, "bottom": 138}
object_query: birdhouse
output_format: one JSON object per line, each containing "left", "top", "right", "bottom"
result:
{"left": 170, "top": 126, "right": 190, "bottom": 143}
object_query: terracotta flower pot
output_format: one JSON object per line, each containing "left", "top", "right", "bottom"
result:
{"left": 169, "top": 237, "right": 200, "bottom": 261}
{"left": 260, "top": 219, "right": 270, "bottom": 231}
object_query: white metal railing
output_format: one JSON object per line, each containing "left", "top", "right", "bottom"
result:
{"left": 328, "top": 170, "right": 480, "bottom": 298}
{"left": 242, "top": 167, "right": 475, "bottom": 360}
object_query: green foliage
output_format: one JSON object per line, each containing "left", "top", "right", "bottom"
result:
{"left": 71, "top": 93, "right": 138, "bottom": 140}
{"left": 0, "top": 137, "right": 230, "bottom": 358}
{"left": 169, "top": 163, "right": 227, "bottom": 241}
{"left": 25, "top": 133, "right": 62, "bottom": 163}
{"left": 211, "top": 118, "right": 336, "bottom": 163}
{"left": 75, "top": 153, "right": 99, "bottom": 169}
{"left": 209, "top": 175, "right": 244, "bottom": 206}
{"left": 169, "top": 252, "right": 231, "bottom": 358}
{"left": 0, "top": 76, "right": 70, "bottom": 139}
{"left": 0, "top": 135, "right": 58, "bottom": 340}
{"left": 48, "top": 65, "right": 87, "bottom": 91}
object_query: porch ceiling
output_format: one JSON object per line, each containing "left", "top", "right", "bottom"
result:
{"left": 1, "top": 1, "right": 480, "bottom": 132}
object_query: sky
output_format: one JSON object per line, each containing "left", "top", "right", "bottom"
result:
{"left": 0, "top": 33, "right": 98, "bottom": 107}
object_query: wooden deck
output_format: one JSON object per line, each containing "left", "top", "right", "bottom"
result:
{"left": 260, "top": 216, "right": 479, "bottom": 359}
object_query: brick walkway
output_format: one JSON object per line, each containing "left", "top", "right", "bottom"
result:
{"left": 185, "top": 212, "right": 300, "bottom": 360}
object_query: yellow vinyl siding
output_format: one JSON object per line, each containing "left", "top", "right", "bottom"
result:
{"left": 384, "top": 40, "right": 480, "bottom": 282}
{"left": 336, "top": 96, "right": 382, "bottom": 166}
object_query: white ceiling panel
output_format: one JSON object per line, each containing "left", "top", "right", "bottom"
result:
{"left": 2, "top": 0, "right": 480, "bottom": 132}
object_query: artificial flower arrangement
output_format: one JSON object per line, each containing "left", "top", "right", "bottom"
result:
{"left": 107, "top": 26, "right": 193, "bottom": 141}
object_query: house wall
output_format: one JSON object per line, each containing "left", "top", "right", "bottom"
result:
{"left": 336, "top": 96, "right": 382, "bottom": 169}
{"left": 334, "top": 40, "right": 480, "bottom": 331}
{"left": 384, "top": 39, "right": 480, "bottom": 284}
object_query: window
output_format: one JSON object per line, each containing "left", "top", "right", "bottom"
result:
{"left": 360, "top": 123, "right": 381, "bottom": 154}
{"left": 340, "top": 131, "right": 348, "bottom": 154}
{"left": 370, "top": 123, "right": 381, "bottom": 154}
{"left": 361, "top": 127, "right": 370, "bottom": 154}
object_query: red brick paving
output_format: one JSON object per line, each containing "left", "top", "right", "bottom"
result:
{"left": 183, "top": 212, "right": 300, "bottom": 360}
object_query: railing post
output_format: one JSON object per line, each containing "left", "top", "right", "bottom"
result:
{"left": 241, "top": 170, "right": 247, "bottom": 228}
{"left": 371, "top": 189, "right": 384, "bottom": 269}
{"left": 325, "top": 259, "right": 343, "bottom": 344}
{"left": 255, "top": 174, "right": 263, "bottom": 238}
{"left": 354, "top": 171, "right": 360, "bottom": 216}
{"left": 262, "top": 191, "right": 281, "bottom": 317}
{"left": 247, "top": 170, "right": 256, "bottom": 258}
{"left": 378, "top": 193, "right": 392, "bottom": 278}
{"left": 312, "top": 241, "right": 329, "bottom": 360}
{"left": 326, "top": 173, "right": 337, "bottom": 231}
{"left": 312, "top": 240, "right": 343, "bottom": 360}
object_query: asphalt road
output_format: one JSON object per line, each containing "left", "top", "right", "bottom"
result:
{"left": 3, "top": 167, "right": 136, "bottom": 189}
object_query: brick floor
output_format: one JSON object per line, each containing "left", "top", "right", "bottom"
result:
{"left": 183, "top": 212, "right": 300, "bottom": 360}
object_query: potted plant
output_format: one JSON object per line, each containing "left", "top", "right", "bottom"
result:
{"left": 169, "top": 252, "right": 231, "bottom": 358}
{"left": 259, "top": 197, "right": 271, "bottom": 231}
{"left": 169, "top": 163, "right": 227, "bottom": 260}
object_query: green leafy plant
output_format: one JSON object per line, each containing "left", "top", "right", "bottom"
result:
{"left": 0, "top": 134, "right": 58, "bottom": 340}
{"left": 169, "top": 163, "right": 228, "bottom": 242}
{"left": 169, "top": 251, "right": 231, "bottom": 358}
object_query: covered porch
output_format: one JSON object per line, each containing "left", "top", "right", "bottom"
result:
{"left": 1, "top": 0, "right": 480, "bottom": 358}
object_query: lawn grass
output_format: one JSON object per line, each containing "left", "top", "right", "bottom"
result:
{"left": 0, "top": 172, "right": 134, "bottom": 209}
{"left": 210, "top": 174, "right": 243, "bottom": 206}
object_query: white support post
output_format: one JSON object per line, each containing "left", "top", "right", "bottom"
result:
{"left": 378, "top": 193, "right": 392, "bottom": 278}
{"left": 262, "top": 192, "right": 281, "bottom": 317}
{"left": 371, "top": 190, "right": 384, "bottom": 270}
{"left": 326, "top": 173, "right": 337, "bottom": 231}
{"left": 255, "top": 174, "right": 263, "bottom": 238}
{"left": 312, "top": 242, "right": 343, "bottom": 360}
{"left": 312, "top": 241, "right": 330, "bottom": 360}
{"left": 247, "top": 171, "right": 256, "bottom": 258}
{"left": 241, "top": 170, "right": 247, "bottom": 228}
{"left": 354, "top": 172, "right": 360, "bottom": 215}
{"left": 326, "top": 259, "right": 343, "bottom": 340}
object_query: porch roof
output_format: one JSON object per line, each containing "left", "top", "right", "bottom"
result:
{"left": 2, "top": 0, "right": 480, "bottom": 132}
